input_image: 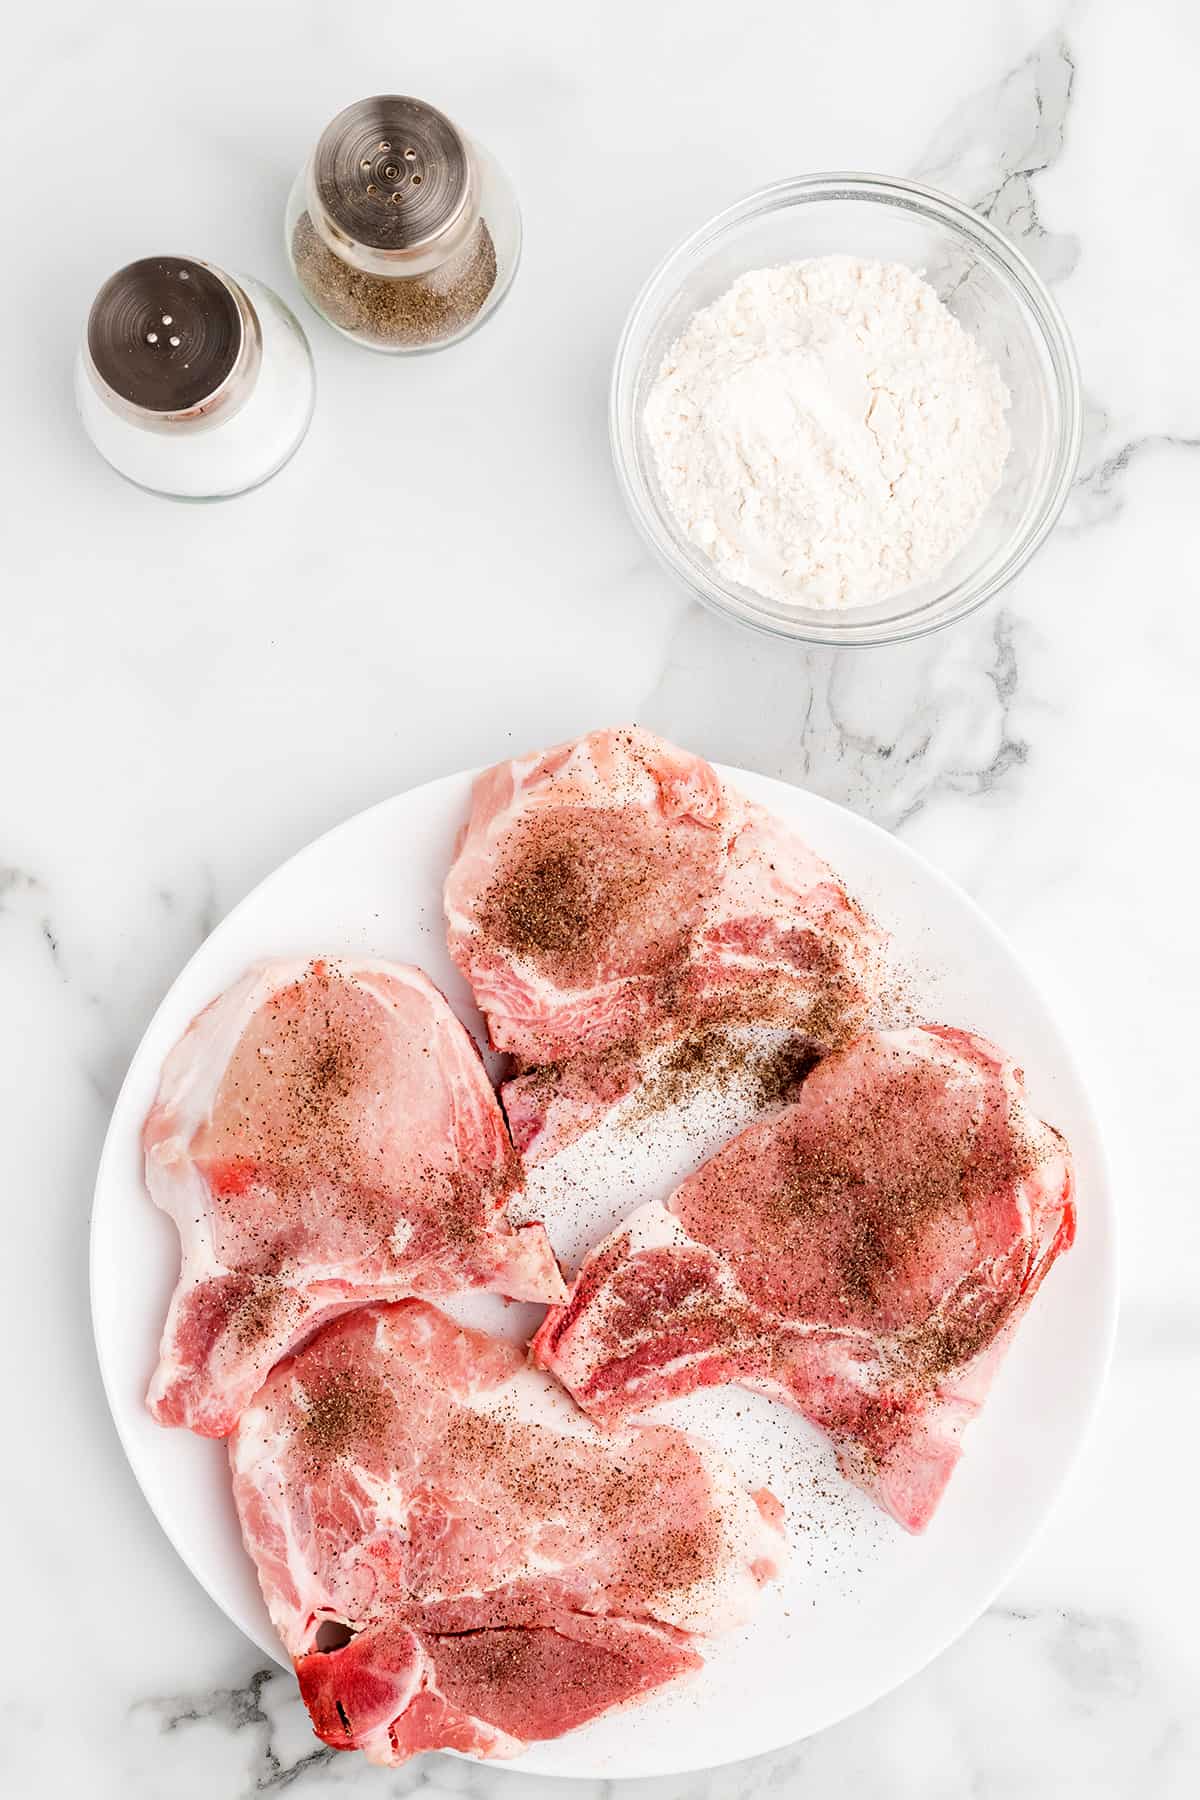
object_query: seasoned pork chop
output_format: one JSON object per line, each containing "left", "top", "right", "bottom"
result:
{"left": 445, "top": 728, "right": 882, "bottom": 1159}
{"left": 535, "top": 1026, "right": 1074, "bottom": 1532}
{"left": 145, "top": 957, "right": 564, "bottom": 1437}
{"left": 230, "top": 1301, "right": 785, "bottom": 1765}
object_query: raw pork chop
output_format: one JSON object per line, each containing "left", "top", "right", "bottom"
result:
{"left": 534, "top": 1026, "right": 1074, "bottom": 1532}
{"left": 445, "top": 728, "right": 883, "bottom": 1159}
{"left": 146, "top": 958, "right": 564, "bottom": 1437}
{"left": 230, "top": 1300, "right": 785, "bottom": 1765}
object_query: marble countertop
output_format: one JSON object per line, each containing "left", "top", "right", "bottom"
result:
{"left": 2, "top": 2, "right": 1196, "bottom": 1795}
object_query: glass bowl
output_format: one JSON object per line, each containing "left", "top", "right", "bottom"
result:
{"left": 610, "top": 173, "right": 1082, "bottom": 646}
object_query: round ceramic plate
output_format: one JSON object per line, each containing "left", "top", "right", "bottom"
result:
{"left": 90, "top": 765, "right": 1117, "bottom": 1780}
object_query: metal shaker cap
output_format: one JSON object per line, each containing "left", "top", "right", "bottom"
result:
{"left": 309, "top": 96, "right": 479, "bottom": 276}
{"left": 84, "top": 257, "right": 261, "bottom": 429}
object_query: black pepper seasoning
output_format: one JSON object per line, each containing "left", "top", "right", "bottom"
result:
{"left": 285, "top": 95, "right": 520, "bottom": 353}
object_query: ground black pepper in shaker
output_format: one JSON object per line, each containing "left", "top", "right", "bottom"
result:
{"left": 285, "top": 96, "right": 520, "bottom": 353}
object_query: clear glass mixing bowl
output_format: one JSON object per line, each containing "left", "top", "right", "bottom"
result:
{"left": 611, "top": 174, "right": 1082, "bottom": 646}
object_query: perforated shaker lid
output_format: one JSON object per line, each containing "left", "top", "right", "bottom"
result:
{"left": 309, "top": 96, "right": 479, "bottom": 275}
{"left": 85, "top": 257, "right": 260, "bottom": 426}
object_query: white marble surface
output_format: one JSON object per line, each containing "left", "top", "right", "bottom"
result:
{"left": 1, "top": 2, "right": 1196, "bottom": 1795}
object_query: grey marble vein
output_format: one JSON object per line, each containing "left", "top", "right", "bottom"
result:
{"left": 40, "top": 915, "right": 62, "bottom": 969}
{"left": 138, "top": 1666, "right": 335, "bottom": 1793}
{"left": 0, "top": 862, "right": 42, "bottom": 909}
{"left": 0, "top": 864, "right": 65, "bottom": 980}
{"left": 914, "top": 31, "right": 1080, "bottom": 282}
{"left": 917, "top": 29, "right": 1200, "bottom": 542}
{"left": 640, "top": 602, "right": 1031, "bottom": 838}
{"left": 1071, "top": 431, "right": 1200, "bottom": 527}
{"left": 133, "top": 1601, "right": 1174, "bottom": 1800}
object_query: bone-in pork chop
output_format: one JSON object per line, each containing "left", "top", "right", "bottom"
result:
{"left": 145, "top": 958, "right": 565, "bottom": 1437}
{"left": 445, "top": 728, "right": 883, "bottom": 1159}
{"left": 534, "top": 1026, "right": 1074, "bottom": 1532}
{"left": 230, "top": 1300, "right": 785, "bottom": 1765}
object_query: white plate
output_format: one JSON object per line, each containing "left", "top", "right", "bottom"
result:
{"left": 90, "top": 766, "right": 1117, "bottom": 1780}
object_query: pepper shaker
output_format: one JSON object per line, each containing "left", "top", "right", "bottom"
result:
{"left": 75, "top": 257, "right": 315, "bottom": 500}
{"left": 285, "top": 95, "right": 520, "bottom": 353}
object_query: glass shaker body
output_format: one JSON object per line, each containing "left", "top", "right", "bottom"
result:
{"left": 75, "top": 257, "right": 315, "bottom": 501}
{"left": 285, "top": 96, "right": 521, "bottom": 354}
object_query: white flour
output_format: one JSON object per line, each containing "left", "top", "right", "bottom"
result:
{"left": 644, "top": 256, "right": 1010, "bottom": 610}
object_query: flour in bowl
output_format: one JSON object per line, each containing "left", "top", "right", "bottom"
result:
{"left": 643, "top": 256, "right": 1010, "bottom": 610}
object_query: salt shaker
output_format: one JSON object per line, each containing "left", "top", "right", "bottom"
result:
{"left": 75, "top": 257, "right": 315, "bottom": 500}
{"left": 285, "top": 95, "right": 520, "bottom": 353}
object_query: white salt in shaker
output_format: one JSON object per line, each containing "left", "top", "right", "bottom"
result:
{"left": 75, "top": 256, "right": 315, "bottom": 500}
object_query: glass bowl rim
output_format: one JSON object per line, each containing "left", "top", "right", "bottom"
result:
{"left": 609, "top": 171, "right": 1083, "bottom": 648}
